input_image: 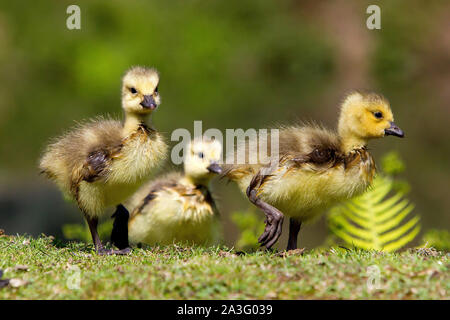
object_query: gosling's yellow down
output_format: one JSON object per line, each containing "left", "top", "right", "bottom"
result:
{"left": 39, "top": 66, "right": 167, "bottom": 254}
{"left": 223, "top": 91, "right": 404, "bottom": 250}
{"left": 111, "top": 138, "right": 222, "bottom": 248}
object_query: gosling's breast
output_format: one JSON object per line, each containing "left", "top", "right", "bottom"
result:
{"left": 107, "top": 126, "right": 167, "bottom": 185}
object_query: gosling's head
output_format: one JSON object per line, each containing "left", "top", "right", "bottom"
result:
{"left": 184, "top": 138, "right": 222, "bottom": 185}
{"left": 121, "top": 66, "right": 160, "bottom": 115}
{"left": 338, "top": 91, "right": 404, "bottom": 144}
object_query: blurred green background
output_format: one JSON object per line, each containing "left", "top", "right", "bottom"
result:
{"left": 0, "top": 0, "right": 448, "bottom": 249}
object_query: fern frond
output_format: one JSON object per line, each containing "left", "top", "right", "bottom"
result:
{"left": 340, "top": 207, "right": 371, "bottom": 229}
{"left": 375, "top": 199, "right": 411, "bottom": 223}
{"left": 328, "top": 224, "right": 374, "bottom": 250}
{"left": 328, "top": 175, "right": 421, "bottom": 252}
{"left": 372, "top": 192, "right": 404, "bottom": 216}
{"left": 375, "top": 204, "right": 414, "bottom": 234}
{"left": 379, "top": 215, "right": 420, "bottom": 244}
{"left": 383, "top": 225, "right": 420, "bottom": 252}
{"left": 329, "top": 213, "right": 373, "bottom": 240}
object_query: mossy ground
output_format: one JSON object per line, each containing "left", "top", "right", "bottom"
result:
{"left": 0, "top": 234, "right": 448, "bottom": 299}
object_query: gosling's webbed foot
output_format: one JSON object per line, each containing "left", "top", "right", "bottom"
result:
{"left": 247, "top": 187, "right": 284, "bottom": 249}
{"left": 258, "top": 210, "right": 284, "bottom": 249}
{"left": 114, "top": 247, "right": 132, "bottom": 255}
{"left": 97, "top": 247, "right": 132, "bottom": 256}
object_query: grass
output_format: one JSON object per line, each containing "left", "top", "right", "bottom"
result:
{"left": 0, "top": 234, "right": 448, "bottom": 299}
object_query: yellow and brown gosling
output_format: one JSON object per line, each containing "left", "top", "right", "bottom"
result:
{"left": 223, "top": 91, "right": 404, "bottom": 250}
{"left": 39, "top": 66, "right": 167, "bottom": 254}
{"left": 111, "top": 138, "right": 222, "bottom": 248}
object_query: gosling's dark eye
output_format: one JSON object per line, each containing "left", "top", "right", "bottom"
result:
{"left": 130, "top": 87, "right": 137, "bottom": 94}
{"left": 154, "top": 86, "right": 158, "bottom": 94}
{"left": 374, "top": 111, "right": 383, "bottom": 119}
{"left": 198, "top": 152, "right": 204, "bottom": 159}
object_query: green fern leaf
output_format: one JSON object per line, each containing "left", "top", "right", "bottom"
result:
{"left": 328, "top": 174, "right": 421, "bottom": 252}
{"left": 383, "top": 225, "right": 420, "bottom": 252}
{"left": 376, "top": 203, "right": 414, "bottom": 234}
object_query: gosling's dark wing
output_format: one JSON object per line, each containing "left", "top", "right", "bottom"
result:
{"left": 280, "top": 126, "right": 342, "bottom": 169}
{"left": 82, "top": 149, "right": 109, "bottom": 182}
{"left": 201, "top": 187, "right": 220, "bottom": 218}
{"left": 130, "top": 177, "right": 179, "bottom": 219}
{"left": 80, "top": 145, "right": 122, "bottom": 183}
{"left": 248, "top": 126, "right": 342, "bottom": 192}
{"left": 292, "top": 145, "right": 340, "bottom": 169}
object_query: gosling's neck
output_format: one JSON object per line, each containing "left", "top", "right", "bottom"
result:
{"left": 123, "top": 112, "right": 151, "bottom": 137}
{"left": 180, "top": 175, "right": 211, "bottom": 189}
{"left": 339, "top": 129, "right": 368, "bottom": 154}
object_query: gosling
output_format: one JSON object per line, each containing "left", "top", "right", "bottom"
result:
{"left": 40, "top": 66, "right": 167, "bottom": 254}
{"left": 223, "top": 91, "right": 404, "bottom": 250}
{"left": 112, "top": 138, "right": 222, "bottom": 248}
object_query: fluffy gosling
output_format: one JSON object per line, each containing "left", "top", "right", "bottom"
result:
{"left": 111, "top": 138, "right": 222, "bottom": 248}
{"left": 40, "top": 66, "right": 167, "bottom": 254}
{"left": 223, "top": 91, "right": 404, "bottom": 250}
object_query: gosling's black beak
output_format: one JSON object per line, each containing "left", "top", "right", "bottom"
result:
{"left": 385, "top": 122, "right": 404, "bottom": 138}
{"left": 207, "top": 162, "right": 222, "bottom": 174}
{"left": 140, "top": 95, "right": 157, "bottom": 110}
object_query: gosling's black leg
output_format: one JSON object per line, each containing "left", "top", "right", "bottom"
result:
{"left": 246, "top": 187, "right": 284, "bottom": 249}
{"left": 85, "top": 212, "right": 130, "bottom": 256}
{"left": 85, "top": 215, "right": 103, "bottom": 252}
{"left": 111, "top": 204, "right": 131, "bottom": 252}
{"left": 287, "top": 218, "right": 302, "bottom": 251}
